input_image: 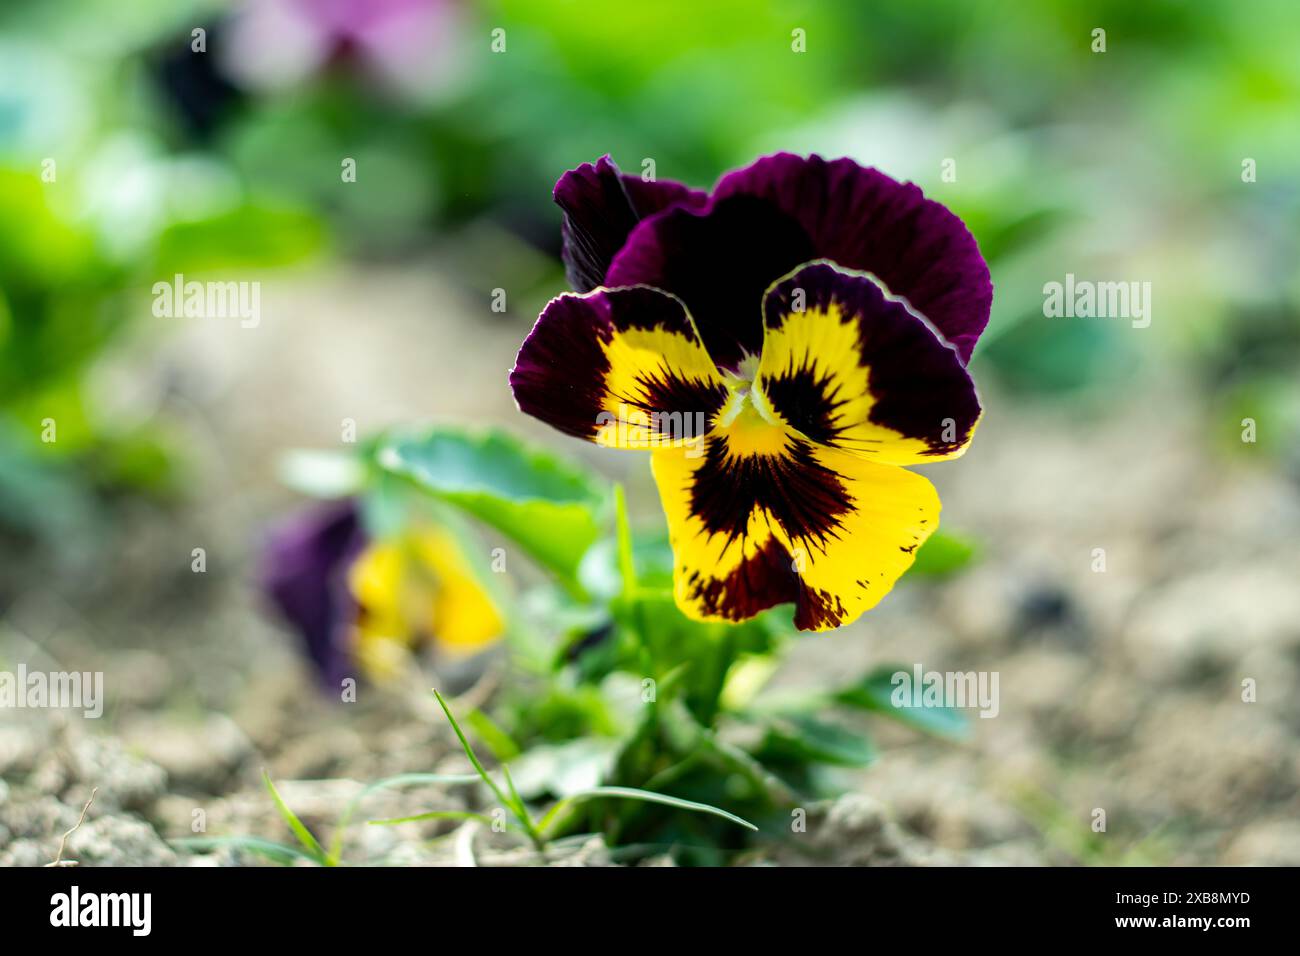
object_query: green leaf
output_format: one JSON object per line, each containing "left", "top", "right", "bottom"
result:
{"left": 433, "top": 691, "right": 511, "bottom": 806}
{"left": 537, "top": 786, "right": 758, "bottom": 836}
{"left": 172, "top": 836, "right": 317, "bottom": 866}
{"left": 577, "top": 533, "right": 677, "bottom": 598}
{"left": 377, "top": 427, "right": 606, "bottom": 588}
{"left": 908, "top": 530, "right": 980, "bottom": 578}
{"left": 835, "top": 665, "right": 971, "bottom": 741}
{"left": 755, "top": 715, "right": 876, "bottom": 767}
{"left": 263, "top": 771, "right": 330, "bottom": 865}
{"left": 507, "top": 737, "right": 620, "bottom": 799}
{"left": 154, "top": 203, "right": 325, "bottom": 273}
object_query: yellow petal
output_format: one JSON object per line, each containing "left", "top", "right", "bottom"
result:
{"left": 651, "top": 431, "right": 939, "bottom": 631}
{"left": 411, "top": 528, "right": 505, "bottom": 655}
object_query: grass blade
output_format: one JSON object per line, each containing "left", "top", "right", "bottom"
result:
{"left": 367, "top": 810, "right": 502, "bottom": 827}
{"left": 263, "top": 771, "right": 329, "bottom": 865}
{"left": 466, "top": 709, "right": 522, "bottom": 761}
{"left": 538, "top": 785, "right": 758, "bottom": 836}
{"left": 433, "top": 689, "right": 546, "bottom": 850}
{"left": 432, "top": 690, "right": 511, "bottom": 807}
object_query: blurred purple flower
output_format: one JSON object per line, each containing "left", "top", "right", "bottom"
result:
{"left": 220, "top": 0, "right": 471, "bottom": 101}
{"left": 259, "top": 498, "right": 366, "bottom": 688}
{"left": 260, "top": 497, "right": 505, "bottom": 688}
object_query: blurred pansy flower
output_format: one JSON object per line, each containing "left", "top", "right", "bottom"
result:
{"left": 220, "top": 0, "right": 470, "bottom": 101}
{"left": 511, "top": 153, "right": 991, "bottom": 631}
{"left": 260, "top": 499, "right": 503, "bottom": 686}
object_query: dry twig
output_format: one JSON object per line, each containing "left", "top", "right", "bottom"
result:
{"left": 45, "top": 787, "right": 98, "bottom": 868}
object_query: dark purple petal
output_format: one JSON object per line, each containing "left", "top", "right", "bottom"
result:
{"left": 554, "top": 155, "right": 707, "bottom": 293}
{"left": 606, "top": 194, "right": 815, "bottom": 370}
{"left": 714, "top": 153, "right": 992, "bottom": 363}
{"left": 259, "top": 499, "right": 366, "bottom": 688}
{"left": 606, "top": 153, "right": 992, "bottom": 366}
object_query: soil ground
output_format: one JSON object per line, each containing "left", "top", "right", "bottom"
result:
{"left": 3, "top": 263, "right": 1297, "bottom": 866}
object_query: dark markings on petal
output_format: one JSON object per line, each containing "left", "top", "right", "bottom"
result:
{"left": 764, "top": 263, "right": 980, "bottom": 455}
{"left": 682, "top": 534, "right": 848, "bottom": 630}
{"left": 792, "top": 583, "right": 848, "bottom": 631}
{"left": 685, "top": 535, "right": 799, "bottom": 623}
{"left": 855, "top": 316, "right": 981, "bottom": 457}
{"left": 690, "top": 435, "right": 851, "bottom": 549}
{"left": 615, "top": 366, "right": 729, "bottom": 436}
{"left": 760, "top": 361, "right": 848, "bottom": 445}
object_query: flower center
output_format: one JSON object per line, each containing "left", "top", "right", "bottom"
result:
{"left": 715, "top": 356, "right": 788, "bottom": 457}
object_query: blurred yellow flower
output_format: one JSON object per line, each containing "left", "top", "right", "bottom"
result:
{"left": 348, "top": 526, "right": 504, "bottom": 682}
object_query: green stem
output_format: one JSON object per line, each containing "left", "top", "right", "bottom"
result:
{"left": 613, "top": 483, "right": 656, "bottom": 686}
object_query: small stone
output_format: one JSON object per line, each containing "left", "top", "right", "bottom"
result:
{"left": 0, "top": 795, "right": 78, "bottom": 841}
{"left": 814, "top": 793, "right": 914, "bottom": 865}
{"left": 0, "top": 838, "right": 51, "bottom": 867}
{"left": 122, "top": 714, "right": 253, "bottom": 793}
{"left": 0, "top": 723, "right": 47, "bottom": 778}
{"left": 1224, "top": 820, "right": 1300, "bottom": 866}
{"left": 66, "top": 815, "right": 179, "bottom": 867}
{"left": 66, "top": 737, "right": 167, "bottom": 813}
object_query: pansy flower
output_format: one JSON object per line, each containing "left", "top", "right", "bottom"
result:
{"left": 510, "top": 153, "right": 991, "bottom": 631}
{"left": 259, "top": 499, "right": 503, "bottom": 686}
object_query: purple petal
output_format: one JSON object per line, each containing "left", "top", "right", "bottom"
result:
{"left": 259, "top": 498, "right": 366, "bottom": 688}
{"left": 554, "top": 155, "right": 706, "bottom": 292}
{"left": 606, "top": 194, "right": 814, "bottom": 370}
{"left": 714, "top": 153, "right": 992, "bottom": 363}
{"left": 607, "top": 153, "right": 992, "bottom": 366}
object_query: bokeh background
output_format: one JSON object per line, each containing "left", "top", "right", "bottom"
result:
{"left": 2, "top": 0, "right": 1298, "bottom": 865}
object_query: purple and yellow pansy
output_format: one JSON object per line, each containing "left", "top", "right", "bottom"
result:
{"left": 259, "top": 499, "right": 503, "bottom": 685}
{"left": 510, "top": 153, "right": 991, "bottom": 632}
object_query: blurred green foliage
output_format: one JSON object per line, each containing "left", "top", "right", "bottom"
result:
{"left": 2, "top": 0, "right": 1297, "bottom": 536}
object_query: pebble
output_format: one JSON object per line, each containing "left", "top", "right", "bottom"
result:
{"left": 121, "top": 714, "right": 254, "bottom": 794}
